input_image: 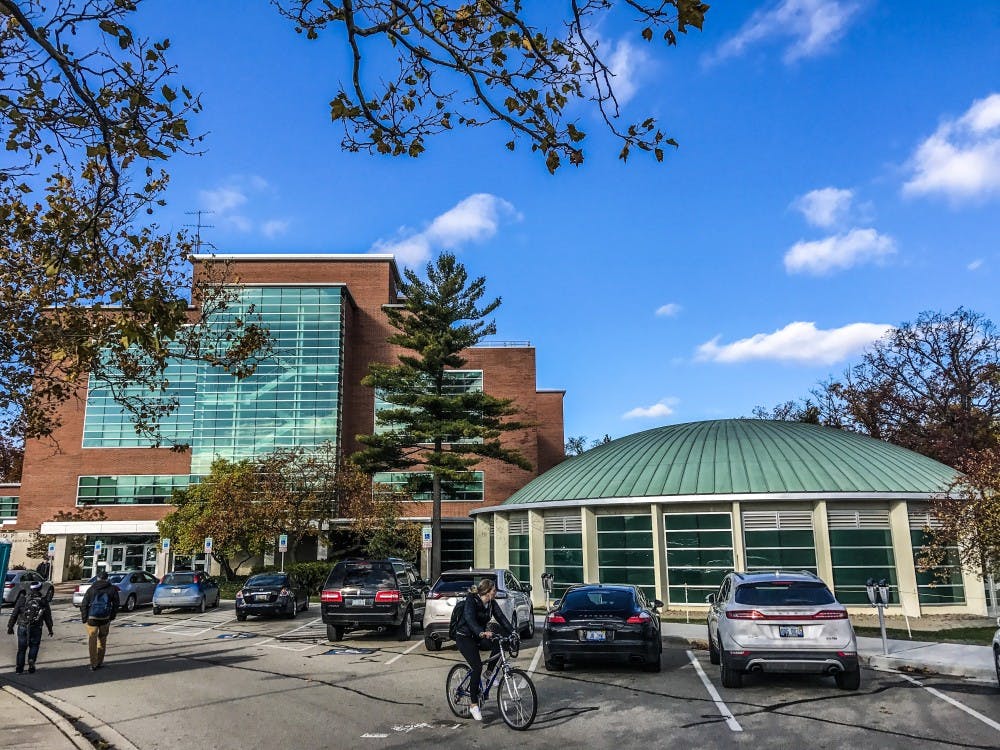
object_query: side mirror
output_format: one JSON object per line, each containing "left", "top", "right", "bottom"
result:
{"left": 652, "top": 599, "right": 664, "bottom": 609}
{"left": 523, "top": 583, "right": 532, "bottom": 593}
{"left": 706, "top": 593, "right": 716, "bottom": 604}
{"left": 494, "top": 590, "right": 509, "bottom": 599}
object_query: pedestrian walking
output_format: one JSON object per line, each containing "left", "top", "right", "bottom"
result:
{"left": 6, "top": 581, "right": 54, "bottom": 674}
{"left": 35, "top": 559, "right": 51, "bottom": 580}
{"left": 79, "top": 570, "right": 120, "bottom": 671}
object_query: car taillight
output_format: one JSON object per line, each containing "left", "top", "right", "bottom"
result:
{"left": 374, "top": 590, "right": 401, "bottom": 603}
{"left": 74, "top": 585, "right": 81, "bottom": 593}
{"left": 727, "top": 609, "right": 850, "bottom": 621}
{"left": 320, "top": 589, "right": 343, "bottom": 603}
{"left": 279, "top": 588, "right": 291, "bottom": 597}
{"left": 812, "top": 610, "right": 848, "bottom": 619}
{"left": 727, "top": 609, "right": 767, "bottom": 620}
{"left": 547, "top": 613, "right": 567, "bottom": 624}
{"left": 235, "top": 590, "right": 244, "bottom": 599}
{"left": 3, "top": 582, "right": 12, "bottom": 589}
{"left": 626, "top": 613, "right": 651, "bottom": 624}
{"left": 427, "top": 591, "right": 442, "bottom": 599}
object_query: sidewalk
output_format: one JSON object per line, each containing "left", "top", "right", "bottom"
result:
{"left": 657, "top": 620, "right": 997, "bottom": 682}
{"left": 0, "top": 683, "right": 90, "bottom": 750}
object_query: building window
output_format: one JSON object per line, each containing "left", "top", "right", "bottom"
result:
{"left": 0, "top": 496, "right": 17, "bottom": 522}
{"left": 77, "top": 475, "right": 194, "bottom": 506}
{"left": 508, "top": 516, "right": 530, "bottom": 585}
{"left": 544, "top": 514, "right": 583, "bottom": 598}
{"left": 597, "top": 514, "right": 655, "bottom": 598}
{"left": 441, "top": 527, "right": 474, "bottom": 569}
{"left": 664, "top": 512, "right": 734, "bottom": 606}
{"left": 742, "top": 510, "right": 817, "bottom": 574}
{"left": 909, "top": 507, "right": 965, "bottom": 606}
{"left": 372, "top": 471, "right": 484, "bottom": 502}
{"left": 828, "top": 509, "right": 897, "bottom": 605}
{"left": 375, "top": 370, "right": 484, "bottom": 444}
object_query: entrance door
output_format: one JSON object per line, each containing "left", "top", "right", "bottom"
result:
{"left": 124, "top": 544, "right": 146, "bottom": 571}
{"left": 144, "top": 545, "right": 157, "bottom": 575}
{"left": 107, "top": 545, "right": 127, "bottom": 573}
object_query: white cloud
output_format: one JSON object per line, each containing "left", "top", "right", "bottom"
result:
{"left": 200, "top": 186, "right": 247, "bottom": 214}
{"left": 783, "top": 227, "right": 895, "bottom": 275}
{"left": 967, "top": 259, "right": 984, "bottom": 271}
{"left": 623, "top": 398, "right": 677, "bottom": 420}
{"left": 655, "top": 303, "right": 682, "bottom": 317}
{"left": 606, "top": 39, "right": 647, "bottom": 106}
{"left": 903, "top": 93, "right": 1000, "bottom": 201}
{"left": 696, "top": 321, "right": 892, "bottom": 365}
{"left": 198, "top": 176, "right": 282, "bottom": 237}
{"left": 792, "top": 187, "right": 854, "bottom": 228}
{"left": 371, "top": 193, "right": 518, "bottom": 266}
{"left": 261, "top": 219, "right": 290, "bottom": 238}
{"left": 707, "top": 0, "right": 861, "bottom": 66}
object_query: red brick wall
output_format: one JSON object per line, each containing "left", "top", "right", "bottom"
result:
{"left": 536, "top": 391, "right": 567, "bottom": 473}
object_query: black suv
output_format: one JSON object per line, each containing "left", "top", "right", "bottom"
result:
{"left": 320, "top": 558, "right": 429, "bottom": 641}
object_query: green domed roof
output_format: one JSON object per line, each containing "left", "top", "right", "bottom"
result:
{"left": 503, "top": 420, "right": 957, "bottom": 506}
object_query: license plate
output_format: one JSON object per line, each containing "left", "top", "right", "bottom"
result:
{"left": 255, "top": 595, "right": 269, "bottom": 601}
{"left": 779, "top": 625, "right": 804, "bottom": 638}
{"left": 349, "top": 598, "right": 366, "bottom": 607}
{"left": 171, "top": 588, "right": 181, "bottom": 594}
{"left": 585, "top": 630, "right": 606, "bottom": 642}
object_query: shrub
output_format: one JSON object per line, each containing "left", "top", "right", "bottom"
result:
{"left": 248, "top": 561, "right": 335, "bottom": 594}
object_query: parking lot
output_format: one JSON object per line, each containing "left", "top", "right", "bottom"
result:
{"left": 3, "top": 600, "right": 999, "bottom": 749}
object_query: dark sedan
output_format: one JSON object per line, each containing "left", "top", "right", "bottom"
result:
{"left": 543, "top": 584, "right": 663, "bottom": 672}
{"left": 236, "top": 573, "right": 310, "bottom": 620}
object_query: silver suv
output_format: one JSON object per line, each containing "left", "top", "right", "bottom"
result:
{"left": 706, "top": 571, "right": 860, "bottom": 690}
{"left": 423, "top": 568, "right": 535, "bottom": 651}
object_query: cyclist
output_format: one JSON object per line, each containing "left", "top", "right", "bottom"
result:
{"left": 454, "top": 578, "right": 514, "bottom": 721}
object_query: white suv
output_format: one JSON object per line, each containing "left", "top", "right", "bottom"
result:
{"left": 706, "top": 571, "right": 860, "bottom": 690}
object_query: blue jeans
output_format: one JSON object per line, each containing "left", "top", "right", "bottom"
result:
{"left": 16, "top": 625, "right": 42, "bottom": 672}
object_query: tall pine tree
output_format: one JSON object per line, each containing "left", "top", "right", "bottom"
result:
{"left": 353, "top": 253, "right": 531, "bottom": 579}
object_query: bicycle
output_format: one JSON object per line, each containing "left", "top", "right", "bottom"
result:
{"left": 446, "top": 633, "right": 538, "bottom": 730}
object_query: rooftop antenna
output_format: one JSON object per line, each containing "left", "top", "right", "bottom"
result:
{"left": 184, "top": 210, "right": 216, "bottom": 252}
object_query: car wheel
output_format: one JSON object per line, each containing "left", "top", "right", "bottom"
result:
{"left": 397, "top": 608, "right": 413, "bottom": 641}
{"left": 288, "top": 598, "right": 298, "bottom": 619}
{"left": 152, "top": 606, "right": 162, "bottom": 615}
{"left": 199, "top": 596, "right": 206, "bottom": 614}
{"left": 544, "top": 657, "right": 564, "bottom": 671}
{"left": 720, "top": 654, "right": 743, "bottom": 689}
{"left": 327, "top": 624, "right": 344, "bottom": 642}
{"left": 236, "top": 612, "right": 247, "bottom": 622}
{"left": 124, "top": 594, "right": 136, "bottom": 612}
{"left": 835, "top": 667, "right": 861, "bottom": 691}
{"left": 995, "top": 645, "right": 1000, "bottom": 688}
{"left": 302, "top": 596, "right": 309, "bottom": 611}
{"left": 45, "top": 587, "right": 54, "bottom": 603}
{"left": 425, "top": 635, "right": 442, "bottom": 651}
{"left": 708, "top": 627, "right": 720, "bottom": 665}
{"left": 213, "top": 593, "right": 220, "bottom": 608}
{"left": 523, "top": 612, "right": 536, "bottom": 639}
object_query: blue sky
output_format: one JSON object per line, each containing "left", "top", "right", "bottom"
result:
{"left": 137, "top": 1, "right": 999, "bottom": 444}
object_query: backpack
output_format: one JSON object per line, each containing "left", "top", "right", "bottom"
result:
{"left": 88, "top": 589, "right": 113, "bottom": 621}
{"left": 448, "top": 597, "right": 467, "bottom": 640}
{"left": 24, "top": 596, "right": 45, "bottom": 627}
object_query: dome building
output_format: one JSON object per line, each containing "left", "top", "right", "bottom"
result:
{"left": 471, "top": 419, "right": 984, "bottom": 617}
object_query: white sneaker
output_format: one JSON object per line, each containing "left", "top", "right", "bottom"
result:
{"left": 470, "top": 705, "right": 482, "bottom": 721}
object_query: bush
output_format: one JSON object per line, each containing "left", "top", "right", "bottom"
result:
{"left": 248, "top": 561, "right": 335, "bottom": 594}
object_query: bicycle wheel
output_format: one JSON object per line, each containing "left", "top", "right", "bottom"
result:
{"left": 496, "top": 668, "right": 537, "bottom": 730}
{"left": 446, "top": 664, "right": 473, "bottom": 718}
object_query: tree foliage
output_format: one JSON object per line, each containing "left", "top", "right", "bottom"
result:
{"left": 918, "top": 448, "right": 1000, "bottom": 584}
{"left": 27, "top": 506, "right": 108, "bottom": 561}
{"left": 749, "top": 400, "right": 821, "bottom": 424}
{"left": 564, "top": 433, "right": 612, "bottom": 456}
{"left": 274, "top": 0, "right": 709, "bottom": 172}
{"left": 352, "top": 252, "right": 530, "bottom": 578}
{"left": 0, "top": 1, "right": 271, "bottom": 446}
{"left": 337, "top": 463, "right": 421, "bottom": 560}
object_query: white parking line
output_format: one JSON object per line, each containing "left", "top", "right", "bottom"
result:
{"left": 155, "top": 611, "right": 234, "bottom": 636}
{"left": 527, "top": 645, "right": 543, "bottom": 675}
{"left": 385, "top": 641, "right": 421, "bottom": 665}
{"left": 686, "top": 650, "right": 742, "bottom": 732}
{"left": 263, "top": 617, "right": 325, "bottom": 652}
{"left": 897, "top": 673, "right": 1000, "bottom": 733}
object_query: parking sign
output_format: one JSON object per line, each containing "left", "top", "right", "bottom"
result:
{"left": 47, "top": 541, "right": 56, "bottom": 556}
{"left": 421, "top": 525, "right": 432, "bottom": 549}
{"left": 204, "top": 537, "right": 213, "bottom": 554}
{"left": 94, "top": 540, "right": 103, "bottom": 555}
{"left": 278, "top": 534, "right": 288, "bottom": 553}
{"left": 161, "top": 538, "right": 171, "bottom": 552}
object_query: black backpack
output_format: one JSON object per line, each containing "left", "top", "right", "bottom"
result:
{"left": 88, "top": 589, "right": 112, "bottom": 621}
{"left": 24, "top": 596, "right": 45, "bottom": 627}
{"left": 448, "top": 597, "right": 467, "bottom": 640}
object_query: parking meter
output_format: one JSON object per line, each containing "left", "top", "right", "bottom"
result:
{"left": 877, "top": 579, "right": 890, "bottom": 606}
{"left": 541, "top": 572, "right": 553, "bottom": 595}
{"left": 865, "top": 578, "right": 879, "bottom": 606}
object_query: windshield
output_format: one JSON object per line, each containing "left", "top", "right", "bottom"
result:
{"left": 246, "top": 575, "right": 288, "bottom": 588}
{"left": 109, "top": 574, "right": 127, "bottom": 584}
{"left": 161, "top": 573, "right": 198, "bottom": 585}
{"left": 432, "top": 577, "right": 476, "bottom": 594}
{"left": 562, "top": 588, "right": 635, "bottom": 613}
{"left": 328, "top": 563, "right": 395, "bottom": 589}
{"left": 734, "top": 581, "right": 836, "bottom": 606}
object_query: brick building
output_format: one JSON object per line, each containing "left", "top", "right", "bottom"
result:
{"left": 11, "top": 254, "right": 564, "bottom": 581}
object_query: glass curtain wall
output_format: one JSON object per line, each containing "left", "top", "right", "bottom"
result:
{"left": 742, "top": 510, "right": 817, "bottom": 574}
{"left": 596, "top": 514, "right": 655, "bottom": 598}
{"left": 828, "top": 509, "right": 897, "bottom": 605}
{"left": 664, "top": 512, "right": 733, "bottom": 606}
{"left": 909, "top": 507, "right": 965, "bottom": 605}
{"left": 372, "top": 471, "right": 484, "bottom": 502}
{"left": 508, "top": 516, "right": 530, "bottom": 585}
{"left": 77, "top": 475, "right": 193, "bottom": 506}
{"left": 544, "top": 515, "right": 584, "bottom": 598}
{"left": 441, "top": 527, "right": 474, "bottom": 569}
{"left": 0, "top": 496, "right": 17, "bottom": 522}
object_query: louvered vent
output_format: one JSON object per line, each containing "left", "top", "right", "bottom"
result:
{"left": 544, "top": 515, "right": 582, "bottom": 533}
{"left": 507, "top": 517, "right": 529, "bottom": 535}
{"left": 742, "top": 510, "right": 813, "bottom": 531}
{"left": 908, "top": 509, "right": 941, "bottom": 530}
{"left": 827, "top": 509, "right": 890, "bottom": 529}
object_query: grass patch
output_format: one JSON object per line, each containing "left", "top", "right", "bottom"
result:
{"left": 853, "top": 625, "right": 995, "bottom": 645}
{"left": 218, "top": 577, "right": 249, "bottom": 600}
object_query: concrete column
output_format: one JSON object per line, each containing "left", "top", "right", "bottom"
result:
{"left": 474, "top": 515, "right": 491, "bottom": 568}
{"left": 889, "top": 500, "right": 921, "bottom": 617}
{"left": 812, "top": 500, "right": 834, "bottom": 589}
{"left": 493, "top": 513, "right": 510, "bottom": 569}
{"left": 961, "top": 567, "right": 989, "bottom": 616}
{"left": 528, "top": 510, "right": 546, "bottom": 608}
{"left": 582, "top": 507, "right": 599, "bottom": 584}
{"left": 52, "top": 535, "right": 70, "bottom": 583}
{"left": 651, "top": 504, "right": 666, "bottom": 604}
{"left": 731, "top": 501, "right": 745, "bottom": 571}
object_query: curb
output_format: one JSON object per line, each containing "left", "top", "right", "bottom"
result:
{"left": 861, "top": 653, "right": 997, "bottom": 682}
{"left": 2, "top": 684, "right": 91, "bottom": 750}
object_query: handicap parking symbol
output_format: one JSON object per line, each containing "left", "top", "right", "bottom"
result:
{"left": 117, "top": 622, "right": 154, "bottom": 628}
{"left": 217, "top": 632, "right": 255, "bottom": 640}
{"left": 322, "top": 646, "right": 378, "bottom": 655}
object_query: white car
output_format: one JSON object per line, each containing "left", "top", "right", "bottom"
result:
{"left": 992, "top": 617, "right": 1000, "bottom": 687}
{"left": 423, "top": 568, "right": 535, "bottom": 650}
{"left": 706, "top": 570, "right": 860, "bottom": 690}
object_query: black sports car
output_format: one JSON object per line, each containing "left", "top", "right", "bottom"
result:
{"left": 543, "top": 584, "right": 663, "bottom": 672}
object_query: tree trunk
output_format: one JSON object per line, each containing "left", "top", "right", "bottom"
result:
{"left": 431, "top": 469, "right": 442, "bottom": 581}
{"left": 214, "top": 553, "right": 236, "bottom": 580}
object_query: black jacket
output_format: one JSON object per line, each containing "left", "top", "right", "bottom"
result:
{"left": 80, "top": 579, "right": 121, "bottom": 624}
{"left": 7, "top": 592, "right": 53, "bottom": 633}
{"left": 455, "top": 592, "right": 513, "bottom": 641}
